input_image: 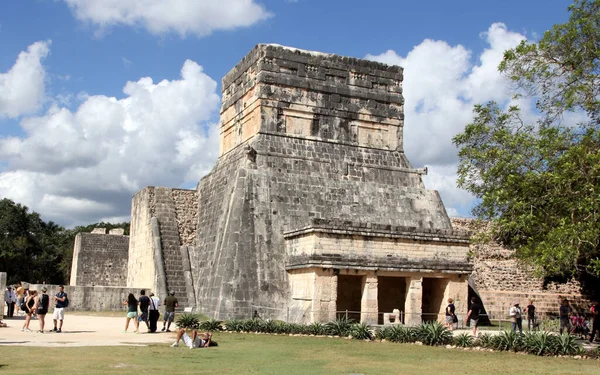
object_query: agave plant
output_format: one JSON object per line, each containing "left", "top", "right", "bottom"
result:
{"left": 199, "top": 319, "right": 223, "bottom": 331}
{"left": 325, "top": 317, "right": 352, "bottom": 337}
{"left": 494, "top": 330, "right": 523, "bottom": 352}
{"left": 553, "top": 333, "right": 578, "bottom": 356}
{"left": 243, "top": 318, "right": 262, "bottom": 332}
{"left": 350, "top": 323, "right": 373, "bottom": 340}
{"left": 375, "top": 326, "right": 393, "bottom": 341}
{"left": 176, "top": 313, "right": 200, "bottom": 330}
{"left": 416, "top": 322, "right": 452, "bottom": 346}
{"left": 274, "top": 321, "right": 290, "bottom": 334}
{"left": 287, "top": 323, "right": 305, "bottom": 334}
{"left": 224, "top": 319, "right": 245, "bottom": 332}
{"left": 453, "top": 333, "right": 474, "bottom": 348}
{"left": 308, "top": 322, "right": 326, "bottom": 336}
{"left": 259, "top": 319, "right": 277, "bottom": 334}
{"left": 523, "top": 331, "right": 553, "bottom": 356}
{"left": 387, "top": 325, "right": 416, "bottom": 343}
{"left": 475, "top": 333, "right": 493, "bottom": 348}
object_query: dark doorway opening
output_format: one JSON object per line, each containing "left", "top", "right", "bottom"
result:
{"left": 337, "top": 275, "right": 363, "bottom": 322}
{"left": 422, "top": 278, "right": 448, "bottom": 322}
{"left": 377, "top": 276, "right": 407, "bottom": 324}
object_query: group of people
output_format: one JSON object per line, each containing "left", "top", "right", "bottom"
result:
{"left": 446, "top": 296, "right": 600, "bottom": 343}
{"left": 123, "top": 289, "right": 179, "bottom": 334}
{"left": 3, "top": 283, "right": 68, "bottom": 333}
{"left": 122, "top": 288, "right": 211, "bottom": 348}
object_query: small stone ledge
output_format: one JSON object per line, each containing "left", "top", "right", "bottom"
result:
{"left": 283, "top": 218, "right": 471, "bottom": 244}
{"left": 285, "top": 255, "right": 472, "bottom": 273}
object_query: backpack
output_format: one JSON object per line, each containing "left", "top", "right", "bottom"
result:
{"left": 63, "top": 295, "right": 69, "bottom": 308}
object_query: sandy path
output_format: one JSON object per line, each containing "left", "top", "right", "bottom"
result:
{"left": 0, "top": 314, "right": 176, "bottom": 347}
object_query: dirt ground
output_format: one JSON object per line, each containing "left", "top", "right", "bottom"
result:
{"left": 0, "top": 313, "right": 176, "bottom": 347}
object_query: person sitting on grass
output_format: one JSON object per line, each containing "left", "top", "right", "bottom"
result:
{"left": 171, "top": 328, "right": 212, "bottom": 349}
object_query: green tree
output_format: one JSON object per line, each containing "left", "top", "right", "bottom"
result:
{"left": 453, "top": 0, "right": 600, "bottom": 280}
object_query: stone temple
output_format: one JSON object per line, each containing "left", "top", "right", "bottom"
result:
{"left": 94, "top": 45, "right": 474, "bottom": 324}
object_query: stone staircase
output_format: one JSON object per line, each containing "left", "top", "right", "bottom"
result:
{"left": 153, "top": 188, "right": 189, "bottom": 311}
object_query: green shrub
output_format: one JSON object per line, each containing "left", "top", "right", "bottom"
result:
{"left": 243, "top": 318, "right": 262, "bottom": 332}
{"left": 386, "top": 325, "right": 416, "bottom": 343}
{"left": 350, "top": 323, "right": 373, "bottom": 340}
{"left": 523, "top": 331, "right": 554, "bottom": 356}
{"left": 224, "top": 319, "right": 244, "bottom": 332}
{"left": 199, "top": 319, "right": 222, "bottom": 331}
{"left": 273, "top": 321, "right": 290, "bottom": 334}
{"left": 415, "top": 322, "right": 452, "bottom": 346}
{"left": 325, "top": 317, "right": 352, "bottom": 337}
{"left": 288, "top": 323, "right": 305, "bottom": 334}
{"left": 453, "top": 333, "right": 474, "bottom": 348}
{"left": 308, "top": 322, "right": 326, "bottom": 336}
{"left": 493, "top": 331, "right": 523, "bottom": 352}
{"left": 475, "top": 333, "right": 493, "bottom": 348}
{"left": 176, "top": 313, "right": 200, "bottom": 330}
{"left": 553, "top": 333, "right": 577, "bottom": 356}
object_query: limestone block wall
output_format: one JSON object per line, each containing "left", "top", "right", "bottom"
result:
{"left": 128, "top": 188, "right": 156, "bottom": 290}
{"left": 70, "top": 232, "right": 129, "bottom": 287}
{"left": 451, "top": 218, "right": 588, "bottom": 319}
{"left": 28, "top": 284, "right": 147, "bottom": 311}
{"left": 0, "top": 272, "right": 6, "bottom": 315}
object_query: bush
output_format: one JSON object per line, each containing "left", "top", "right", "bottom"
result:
{"left": 453, "top": 333, "right": 474, "bottom": 348}
{"left": 176, "top": 313, "right": 200, "bottom": 330}
{"left": 387, "top": 325, "right": 417, "bottom": 343}
{"left": 199, "top": 319, "right": 222, "bottom": 331}
{"left": 493, "top": 331, "right": 523, "bottom": 352}
{"left": 350, "top": 323, "right": 373, "bottom": 340}
{"left": 415, "top": 322, "right": 452, "bottom": 346}
{"left": 475, "top": 333, "right": 494, "bottom": 348}
{"left": 523, "top": 331, "right": 554, "bottom": 356}
{"left": 243, "top": 318, "right": 262, "bottom": 332}
{"left": 308, "top": 322, "right": 326, "bottom": 336}
{"left": 554, "top": 333, "right": 578, "bottom": 356}
{"left": 224, "top": 319, "right": 245, "bottom": 332}
{"left": 325, "top": 317, "right": 352, "bottom": 337}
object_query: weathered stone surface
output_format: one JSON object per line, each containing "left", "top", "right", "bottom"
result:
{"left": 28, "top": 284, "right": 147, "bottom": 311}
{"left": 187, "top": 45, "right": 470, "bottom": 321}
{"left": 70, "top": 233, "right": 129, "bottom": 287}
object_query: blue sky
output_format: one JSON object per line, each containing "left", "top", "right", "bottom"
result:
{"left": 0, "top": 0, "right": 574, "bottom": 226}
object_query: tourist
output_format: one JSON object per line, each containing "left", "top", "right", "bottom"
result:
{"left": 509, "top": 301, "right": 523, "bottom": 333}
{"left": 37, "top": 287, "right": 50, "bottom": 333}
{"left": 525, "top": 300, "right": 536, "bottom": 331}
{"left": 138, "top": 289, "right": 151, "bottom": 331}
{"left": 559, "top": 299, "right": 572, "bottom": 334}
{"left": 465, "top": 296, "right": 482, "bottom": 337}
{"left": 124, "top": 293, "right": 139, "bottom": 333}
{"left": 4, "top": 285, "right": 16, "bottom": 318}
{"left": 170, "top": 329, "right": 212, "bottom": 348}
{"left": 162, "top": 290, "right": 179, "bottom": 332}
{"left": 53, "top": 285, "right": 68, "bottom": 333}
{"left": 15, "top": 282, "right": 25, "bottom": 315}
{"left": 148, "top": 292, "right": 160, "bottom": 333}
{"left": 590, "top": 300, "right": 600, "bottom": 343}
{"left": 21, "top": 290, "right": 37, "bottom": 332}
{"left": 445, "top": 298, "right": 456, "bottom": 331}
{"left": 0, "top": 319, "right": 7, "bottom": 327}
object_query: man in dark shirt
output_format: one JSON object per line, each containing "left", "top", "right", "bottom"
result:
{"left": 138, "top": 289, "right": 151, "bottom": 331}
{"left": 162, "top": 290, "right": 179, "bottom": 332}
{"left": 466, "top": 296, "right": 482, "bottom": 337}
{"left": 559, "top": 299, "right": 572, "bottom": 334}
{"left": 525, "top": 300, "right": 536, "bottom": 331}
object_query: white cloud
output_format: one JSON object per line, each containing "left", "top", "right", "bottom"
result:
{"left": 63, "top": 0, "right": 272, "bottom": 37}
{"left": 0, "top": 59, "right": 221, "bottom": 227}
{"left": 367, "top": 23, "right": 526, "bottom": 216}
{"left": 0, "top": 41, "right": 50, "bottom": 118}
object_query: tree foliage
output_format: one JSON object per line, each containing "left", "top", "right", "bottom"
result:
{"left": 0, "top": 198, "right": 130, "bottom": 284}
{"left": 454, "top": 0, "right": 600, "bottom": 280}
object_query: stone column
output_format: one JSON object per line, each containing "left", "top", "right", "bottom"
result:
{"left": 361, "top": 274, "right": 378, "bottom": 325}
{"left": 0, "top": 272, "right": 6, "bottom": 316}
{"left": 404, "top": 276, "right": 423, "bottom": 326}
{"left": 313, "top": 271, "right": 337, "bottom": 323}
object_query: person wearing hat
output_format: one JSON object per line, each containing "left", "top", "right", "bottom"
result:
{"left": 509, "top": 301, "right": 523, "bottom": 333}
{"left": 4, "top": 285, "right": 17, "bottom": 318}
{"left": 162, "top": 290, "right": 179, "bottom": 332}
{"left": 37, "top": 287, "right": 50, "bottom": 333}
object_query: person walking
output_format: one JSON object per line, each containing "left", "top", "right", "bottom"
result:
{"left": 52, "top": 285, "right": 68, "bottom": 333}
{"left": 465, "top": 296, "right": 482, "bottom": 337}
{"left": 15, "top": 282, "right": 25, "bottom": 315}
{"left": 444, "top": 298, "right": 456, "bottom": 331}
{"left": 21, "top": 290, "right": 37, "bottom": 332}
{"left": 590, "top": 300, "right": 600, "bottom": 343}
{"left": 525, "top": 300, "right": 536, "bottom": 331}
{"left": 4, "top": 286, "right": 16, "bottom": 318}
{"left": 509, "top": 301, "right": 523, "bottom": 333}
{"left": 148, "top": 292, "right": 160, "bottom": 333}
{"left": 559, "top": 299, "right": 572, "bottom": 334}
{"left": 162, "top": 290, "right": 179, "bottom": 332}
{"left": 138, "top": 289, "right": 151, "bottom": 332}
{"left": 124, "top": 293, "right": 139, "bottom": 333}
{"left": 37, "top": 287, "right": 50, "bottom": 333}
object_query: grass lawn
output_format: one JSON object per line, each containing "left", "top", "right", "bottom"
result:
{"left": 1, "top": 333, "right": 598, "bottom": 375}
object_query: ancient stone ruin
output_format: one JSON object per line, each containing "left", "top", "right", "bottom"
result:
{"left": 121, "top": 44, "right": 473, "bottom": 324}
